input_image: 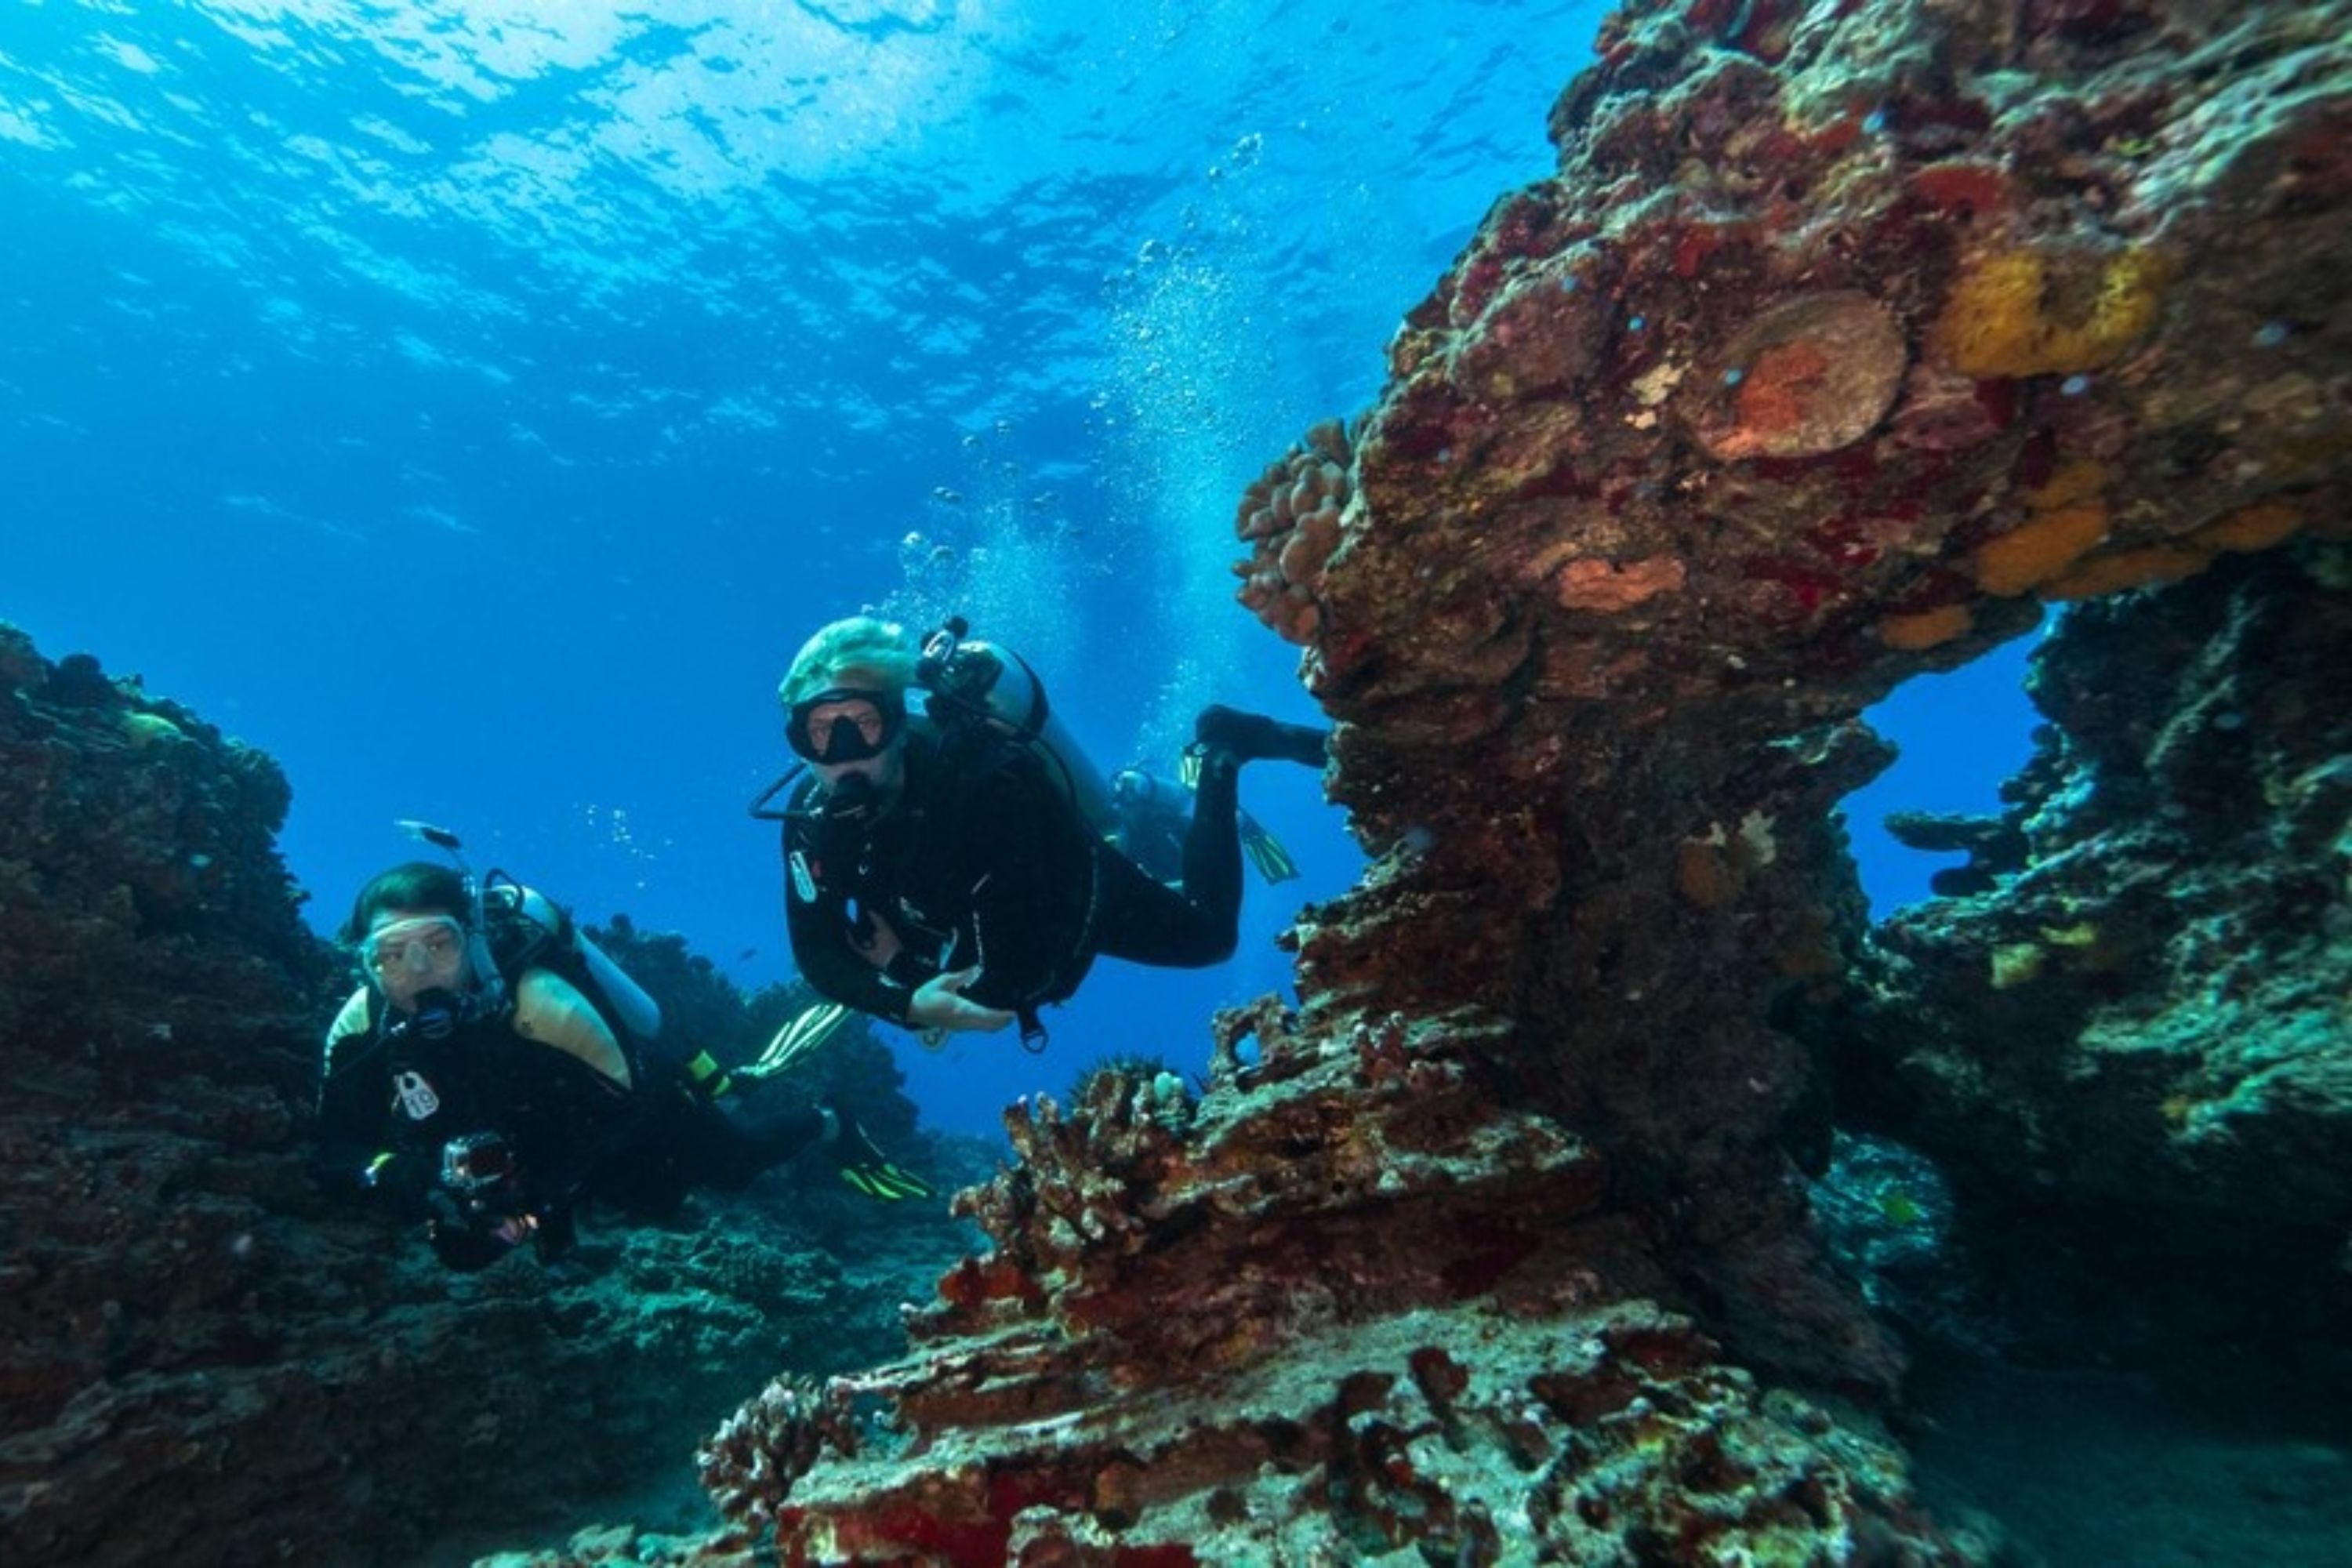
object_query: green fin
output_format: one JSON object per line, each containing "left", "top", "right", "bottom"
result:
{"left": 1240, "top": 819, "right": 1300, "bottom": 884}
{"left": 737, "top": 1001, "right": 853, "bottom": 1083}
{"left": 839, "top": 1160, "right": 935, "bottom": 1202}
{"left": 686, "top": 1050, "right": 735, "bottom": 1099}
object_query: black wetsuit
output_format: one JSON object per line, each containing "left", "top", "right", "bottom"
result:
{"left": 782, "top": 728, "right": 1243, "bottom": 1030}
{"left": 1112, "top": 786, "right": 1192, "bottom": 887}
{"left": 318, "top": 993, "right": 818, "bottom": 1269}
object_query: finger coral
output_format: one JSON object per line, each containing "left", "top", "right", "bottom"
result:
{"left": 697, "top": 1374, "right": 859, "bottom": 1530}
{"left": 1232, "top": 418, "right": 1352, "bottom": 645}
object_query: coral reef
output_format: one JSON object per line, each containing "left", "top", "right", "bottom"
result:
{"left": 714, "top": 1, "right": 2349, "bottom": 1559}
{"left": 0, "top": 622, "right": 964, "bottom": 1563}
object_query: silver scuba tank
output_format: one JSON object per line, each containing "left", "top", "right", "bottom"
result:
{"left": 916, "top": 620, "right": 1118, "bottom": 840}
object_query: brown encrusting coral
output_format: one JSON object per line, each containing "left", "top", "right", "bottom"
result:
{"left": 713, "top": 0, "right": 2349, "bottom": 1559}
{"left": 719, "top": 1050, "right": 1957, "bottom": 1563}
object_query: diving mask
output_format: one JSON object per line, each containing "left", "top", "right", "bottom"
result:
{"left": 787, "top": 687, "right": 906, "bottom": 764}
{"left": 362, "top": 915, "right": 467, "bottom": 979}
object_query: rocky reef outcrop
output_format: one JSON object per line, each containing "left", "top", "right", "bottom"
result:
{"left": 709, "top": 0, "right": 2348, "bottom": 1560}
{"left": 1824, "top": 542, "right": 2350, "bottom": 1356}
{"left": 0, "top": 622, "right": 966, "bottom": 1565}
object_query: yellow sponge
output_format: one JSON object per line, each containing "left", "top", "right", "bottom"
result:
{"left": 1933, "top": 248, "right": 2165, "bottom": 379}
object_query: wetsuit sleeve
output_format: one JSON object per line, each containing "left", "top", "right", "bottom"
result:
{"left": 782, "top": 820, "right": 915, "bottom": 1025}
{"left": 314, "top": 988, "right": 397, "bottom": 1200}
{"left": 497, "top": 970, "right": 640, "bottom": 1215}
{"left": 955, "top": 761, "right": 1095, "bottom": 1012}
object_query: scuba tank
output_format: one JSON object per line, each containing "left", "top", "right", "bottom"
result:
{"left": 481, "top": 877, "right": 664, "bottom": 1042}
{"left": 913, "top": 617, "right": 1119, "bottom": 840}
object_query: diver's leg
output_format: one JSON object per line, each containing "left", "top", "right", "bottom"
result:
{"left": 1192, "top": 704, "right": 1328, "bottom": 768}
{"left": 1089, "top": 710, "right": 1325, "bottom": 971}
{"left": 1092, "top": 842, "right": 1237, "bottom": 967}
{"left": 1179, "top": 746, "right": 1245, "bottom": 935}
{"left": 680, "top": 1098, "right": 826, "bottom": 1191}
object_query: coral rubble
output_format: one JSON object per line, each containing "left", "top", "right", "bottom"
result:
{"left": 725, "top": 0, "right": 2348, "bottom": 1559}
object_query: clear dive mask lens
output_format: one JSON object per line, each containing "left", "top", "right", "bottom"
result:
{"left": 362, "top": 915, "right": 466, "bottom": 977}
{"left": 787, "top": 688, "right": 903, "bottom": 764}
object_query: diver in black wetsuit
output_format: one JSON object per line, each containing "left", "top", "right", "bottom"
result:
{"left": 772, "top": 615, "right": 1327, "bottom": 1049}
{"left": 1109, "top": 764, "right": 1301, "bottom": 888}
{"left": 317, "top": 859, "right": 928, "bottom": 1272}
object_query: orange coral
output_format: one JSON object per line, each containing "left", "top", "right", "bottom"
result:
{"left": 1734, "top": 339, "right": 1834, "bottom": 439}
{"left": 1878, "top": 603, "right": 1974, "bottom": 650}
{"left": 2025, "top": 459, "right": 2110, "bottom": 511}
{"left": 1689, "top": 291, "right": 1906, "bottom": 460}
{"left": 1971, "top": 504, "right": 2110, "bottom": 594}
{"left": 1555, "top": 554, "right": 1686, "bottom": 612}
{"left": 1931, "top": 248, "right": 2166, "bottom": 378}
{"left": 2194, "top": 500, "right": 2303, "bottom": 554}
{"left": 2041, "top": 546, "right": 2210, "bottom": 601}
{"left": 2006, "top": 499, "right": 2301, "bottom": 605}
{"left": 1675, "top": 840, "right": 1740, "bottom": 908}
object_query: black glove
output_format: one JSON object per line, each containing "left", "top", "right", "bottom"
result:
{"left": 825, "top": 1101, "right": 934, "bottom": 1202}
{"left": 530, "top": 1206, "right": 579, "bottom": 1265}
{"left": 422, "top": 1133, "right": 540, "bottom": 1272}
{"left": 424, "top": 1189, "right": 539, "bottom": 1272}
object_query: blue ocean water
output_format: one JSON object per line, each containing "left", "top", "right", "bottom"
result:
{"left": 1, "top": 0, "right": 2031, "bottom": 1140}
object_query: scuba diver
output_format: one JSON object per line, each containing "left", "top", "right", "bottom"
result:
{"left": 760, "top": 615, "right": 1328, "bottom": 1050}
{"left": 1109, "top": 763, "right": 1299, "bottom": 888}
{"left": 317, "top": 832, "right": 931, "bottom": 1273}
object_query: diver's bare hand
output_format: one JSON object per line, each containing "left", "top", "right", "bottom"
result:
{"left": 907, "top": 967, "right": 1014, "bottom": 1034}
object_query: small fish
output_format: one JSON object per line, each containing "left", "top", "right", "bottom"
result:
{"left": 1878, "top": 1190, "right": 1925, "bottom": 1225}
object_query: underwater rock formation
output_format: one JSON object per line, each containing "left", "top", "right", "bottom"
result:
{"left": 1824, "top": 543, "right": 2351, "bottom": 1355}
{"left": 702, "top": 1, "right": 2348, "bottom": 1560}
{"left": 0, "top": 622, "right": 957, "bottom": 1563}
{"left": 1289, "top": 0, "right": 2350, "bottom": 1368}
